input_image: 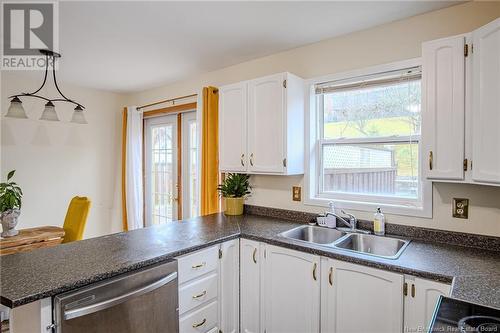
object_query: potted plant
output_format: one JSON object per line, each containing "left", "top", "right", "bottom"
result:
{"left": 0, "top": 170, "right": 23, "bottom": 237}
{"left": 217, "top": 173, "right": 251, "bottom": 216}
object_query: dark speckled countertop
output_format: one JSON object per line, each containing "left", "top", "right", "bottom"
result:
{"left": 1, "top": 213, "right": 499, "bottom": 310}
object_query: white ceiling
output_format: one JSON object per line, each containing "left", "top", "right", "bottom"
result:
{"left": 56, "top": 1, "right": 462, "bottom": 93}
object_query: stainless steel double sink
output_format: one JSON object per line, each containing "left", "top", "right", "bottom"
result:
{"left": 278, "top": 225, "right": 410, "bottom": 260}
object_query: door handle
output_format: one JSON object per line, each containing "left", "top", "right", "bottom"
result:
{"left": 252, "top": 248, "right": 257, "bottom": 264}
{"left": 429, "top": 151, "right": 433, "bottom": 170}
{"left": 241, "top": 154, "right": 245, "bottom": 167}
{"left": 250, "top": 153, "right": 254, "bottom": 166}
{"left": 312, "top": 263, "right": 317, "bottom": 281}
{"left": 63, "top": 272, "right": 177, "bottom": 320}
{"left": 328, "top": 267, "right": 333, "bottom": 286}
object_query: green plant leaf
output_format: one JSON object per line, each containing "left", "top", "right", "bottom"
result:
{"left": 7, "top": 170, "right": 15, "bottom": 181}
{"left": 217, "top": 173, "right": 251, "bottom": 198}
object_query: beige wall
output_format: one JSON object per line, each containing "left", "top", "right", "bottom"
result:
{"left": 130, "top": 2, "right": 500, "bottom": 236}
{"left": 1, "top": 71, "right": 125, "bottom": 239}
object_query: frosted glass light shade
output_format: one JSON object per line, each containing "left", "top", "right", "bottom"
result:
{"left": 40, "top": 101, "right": 59, "bottom": 121}
{"left": 6, "top": 97, "right": 28, "bottom": 119}
{"left": 71, "top": 105, "right": 87, "bottom": 124}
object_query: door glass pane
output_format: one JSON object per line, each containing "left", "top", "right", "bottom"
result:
{"left": 188, "top": 120, "right": 198, "bottom": 218}
{"left": 321, "top": 142, "right": 419, "bottom": 198}
{"left": 151, "top": 124, "right": 174, "bottom": 224}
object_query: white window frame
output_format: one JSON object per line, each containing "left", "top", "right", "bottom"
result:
{"left": 304, "top": 58, "right": 432, "bottom": 218}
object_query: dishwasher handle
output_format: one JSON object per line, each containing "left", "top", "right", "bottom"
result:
{"left": 63, "top": 272, "right": 177, "bottom": 320}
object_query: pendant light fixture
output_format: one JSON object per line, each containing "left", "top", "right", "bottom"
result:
{"left": 6, "top": 49, "right": 87, "bottom": 124}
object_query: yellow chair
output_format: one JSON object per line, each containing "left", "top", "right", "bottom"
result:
{"left": 62, "top": 196, "right": 91, "bottom": 243}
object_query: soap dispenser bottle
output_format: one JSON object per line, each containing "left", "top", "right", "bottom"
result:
{"left": 373, "top": 207, "right": 385, "bottom": 236}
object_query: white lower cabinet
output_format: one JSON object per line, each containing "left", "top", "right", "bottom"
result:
{"left": 240, "top": 239, "right": 262, "bottom": 333}
{"left": 403, "top": 276, "right": 451, "bottom": 333}
{"left": 219, "top": 239, "right": 240, "bottom": 333}
{"left": 180, "top": 301, "right": 219, "bottom": 333}
{"left": 177, "top": 239, "right": 239, "bottom": 333}
{"left": 263, "top": 244, "right": 320, "bottom": 333}
{"left": 238, "top": 241, "right": 450, "bottom": 333}
{"left": 7, "top": 298, "right": 51, "bottom": 333}
{"left": 320, "top": 258, "right": 404, "bottom": 333}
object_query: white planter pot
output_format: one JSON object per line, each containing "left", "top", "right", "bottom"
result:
{"left": 1, "top": 209, "right": 20, "bottom": 237}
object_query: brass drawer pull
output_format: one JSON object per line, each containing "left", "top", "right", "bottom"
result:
{"left": 250, "top": 153, "right": 254, "bottom": 166}
{"left": 241, "top": 154, "right": 245, "bottom": 167}
{"left": 192, "top": 318, "right": 206, "bottom": 328}
{"left": 411, "top": 284, "right": 416, "bottom": 298}
{"left": 328, "top": 267, "right": 333, "bottom": 286}
{"left": 191, "top": 262, "right": 206, "bottom": 269}
{"left": 192, "top": 290, "right": 207, "bottom": 299}
{"left": 429, "top": 151, "right": 433, "bottom": 170}
{"left": 312, "top": 263, "right": 317, "bottom": 281}
{"left": 403, "top": 282, "right": 408, "bottom": 296}
{"left": 252, "top": 248, "right": 257, "bottom": 264}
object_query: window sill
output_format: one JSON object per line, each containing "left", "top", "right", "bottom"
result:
{"left": 303, "top": 196, "right": 432, "bottom": 219}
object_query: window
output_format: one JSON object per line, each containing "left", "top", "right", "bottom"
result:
{"left": 308, "top": 61, "right": 431, "bottom": 217}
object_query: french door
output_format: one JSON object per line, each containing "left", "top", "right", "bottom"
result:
{"left": 145, "top": 112, "right": 198, "bottom": 226}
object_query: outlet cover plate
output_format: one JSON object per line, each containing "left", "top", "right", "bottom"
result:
{"left": 453, "top": 198, "right": 469, "bottom": 219}
{"left": 292, "top": 186, "right": 301, "bottom": 202}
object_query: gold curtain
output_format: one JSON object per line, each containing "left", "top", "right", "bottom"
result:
{"left": 201, "top": 87, "right": 220, "bottom": 215}
{"left": 121, "top": 108, "right": 129, "bottom": 231}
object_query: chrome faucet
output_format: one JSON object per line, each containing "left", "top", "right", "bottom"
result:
{"left": 325, "top": 202, "right": 370, "bottom": 234}
{"left": 325, "top": 211, "right": 352, "bottom": 229}
{"left": 341, "top": 210, "right": 357, "bottom": 230}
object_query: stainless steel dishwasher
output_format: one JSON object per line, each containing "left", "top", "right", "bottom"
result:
{"left": 53, "top": 260, "right": 179, "bottom": 333}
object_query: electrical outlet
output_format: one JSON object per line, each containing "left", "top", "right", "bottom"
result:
{"left": 292, "top": 186, "right": 301, "bottom": 201}
{"left": 453, "top": 198, "right": 469, "bottom": 219}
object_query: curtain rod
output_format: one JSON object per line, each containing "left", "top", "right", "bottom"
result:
{"left": 137, "top": 93, "right": 197, "bottom": 110}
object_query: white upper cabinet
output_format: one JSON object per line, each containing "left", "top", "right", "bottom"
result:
{"left": 218, "top": 72, "right": 305, "bottom": 175}
{"left": 421, "top": 18, "right": 500, "bottom": 187}
{"left": 404, "top": 276, "right": 450, "bottom": 332}
{"left": 422, "top": 35, "right": 466, "bottom": 180}
{"left": 472, "top": 18, "right": 500, "bottom": 184}
{"left": 321, "top": 258, "right": 404, "bottom": 333}
{"left": 248, "top": 74, "right": 286, "bottom": 173}
{"left": 263, "top": 245, "right": 320, "bottom": 333}
{"left": 219, "top": 82, "right": 248, "bottom": 172}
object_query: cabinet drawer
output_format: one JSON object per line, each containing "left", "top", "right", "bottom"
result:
{"left": 179, "top": 301, "right": 218, "bottom": 333}
{"left": 179, "top": 272, "right": 218, "bottom": 315}
{"left": 178, "top": 246, "right": 219, "bottom": 284}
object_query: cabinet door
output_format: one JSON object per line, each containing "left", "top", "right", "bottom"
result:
{"left": 263, "top": 245, "right": 320, "bottom": 333}
{"left": 219, "top": 240, "right": 239, "bottom": 333}
{"left": 240, "top": 239, "right": 261, "bottom": 333}
{"left": 248, "top": 73, "right": 286, "bottom": 173}
{"left": 422, "top": 35, "right": 466, "bottom": 180}
{"left": 404, "top": 277, "right": 450, "bottom": 332}
{"left": 472, "top": 18, "right": 500, "bottom": 184}
{"left": 219, "top": 82, "right": 248, "bottom": 172}
{"left": 321, "top": 258, "right": 404, "bottom": 333}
